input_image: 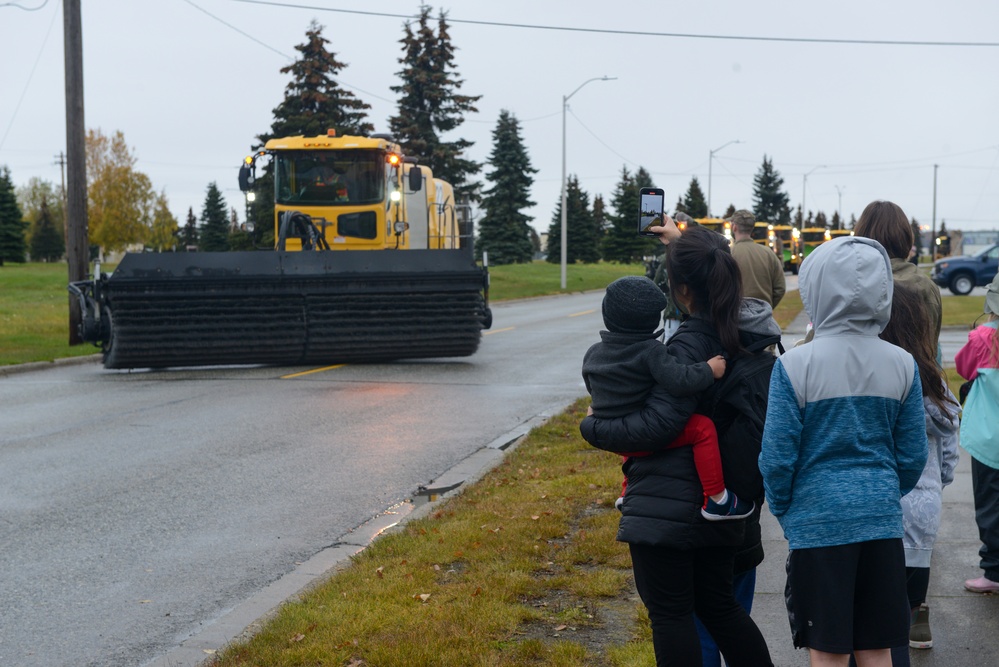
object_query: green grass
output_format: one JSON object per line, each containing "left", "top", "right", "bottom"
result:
{"left": 488, "top": 261, "right": 644, "bottom": 300}
{"left": 941, "top": 294, "right": 987, "bottom": 328}
{"left": 0, "top": 262, "right": 103, "bottom": 366}
{"left": 211, "top": 399, "right": 643, "bottom": 667}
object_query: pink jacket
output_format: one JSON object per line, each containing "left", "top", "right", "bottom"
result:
{"left": 955, "top": 322, "right": 999, "bottom": 381}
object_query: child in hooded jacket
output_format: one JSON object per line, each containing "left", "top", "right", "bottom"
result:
{"left": 759, "top": 235, "right": 928, "bottom": 666}
{"left": 582, "top": 275, "right": 754, "bottom": 521}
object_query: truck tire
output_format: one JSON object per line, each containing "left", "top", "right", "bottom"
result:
{"left": 949, "top": 272, "right": 975, "bottom": 296}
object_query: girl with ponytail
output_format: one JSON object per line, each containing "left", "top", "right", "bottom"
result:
{"left": 581, "top": 217, "right": 778, "bottom": 667}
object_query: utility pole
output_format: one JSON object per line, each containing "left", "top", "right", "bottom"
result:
{"left": 54, "top": 151, "right": 67, "bottom": 239}
{"left": 64, "top": 0, "right": 88, "bottom": 345}
{"left": 834, "top": 185, "right": 845, "bottom": 229}
{"left": 931, "top": 164, "right": 938, "bottom": 262}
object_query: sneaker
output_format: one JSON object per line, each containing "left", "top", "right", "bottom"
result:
{"left": 909, "top": 604, "right": 932, "bottom": 649}
{"left": 701, "top": 490, "right": 755, "bottom": 521}
{"left": 965, "top": 576, "right": 999, "bottom": 594}
{"left": 614, "top": 496, "right": 624, "bottom": 512}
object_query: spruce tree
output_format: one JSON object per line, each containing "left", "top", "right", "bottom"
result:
{"left": 911, "top": 218, "right": 923, "bottom": 258}
{"left": 474, "top": 110, "right": 537, "bottom": 264}
{"left": 264, "top": 20, "right": 373, "bottom": 140}
{"left": 601, "top": 166, "right": 658, "bottom": 263}
{"left": 723, "top": 204, "right": 737, "bottom": 219}
{"left": 181, "top": 207, "right": 199, "bottom": 250}
{"left": 682, "top": 177, "right": 708, "bottom": 218}
{"left": 29, "top": 197, "right": 64, "bottom": 261}
{"left": 831, "top": 211, "right": 843, "bottom": 230}
{"left": 752, "top": 155, "right": 790, "bottom": 223}
{"left": 545, "top": 175, "right": 599, "bottom": 264}
{"left": 389, "top": 6, "right": 481, "bottom": 202}
{"left": 0, "top": 166, "right": 27, "bottom": 264}
{"left": 198, "top": 183, "right": 229, "bottom": 252}
{"left": 814, "top": 211, "right": 828, "bottom": 228}
{"left": 251, "top": 21, "right": 374, "bottom": 245}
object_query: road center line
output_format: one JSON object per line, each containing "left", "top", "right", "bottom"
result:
{"left": 281, "top": 364, "right": 347, "bottom": 379}
{"left": 483, "top": 327, "right": 515, "bottom": 336}
{"left": 568, "top": 309, "right": 597, "bottom": 318}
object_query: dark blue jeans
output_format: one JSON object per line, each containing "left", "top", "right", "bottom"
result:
{"left": 629, "top": 543, "right": 773, "bottom": 667}
{"left": 694, "top": 568, "right": 757, "bottom": 667}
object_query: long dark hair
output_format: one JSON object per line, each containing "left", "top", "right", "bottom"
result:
{"left": 879, "top": 281, "right": 954, "bottom": 411}
{"left": 666, "top": 225, "right": 743, "bottom": 356}
{"left": 855, "top": 200, "right": 913, "bottom": 260}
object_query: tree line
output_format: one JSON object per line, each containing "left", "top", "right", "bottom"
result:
{"left": 0, "top": 7, "right": 903, "bottom": 267}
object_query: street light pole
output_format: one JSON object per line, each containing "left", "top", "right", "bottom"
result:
{"left": 707, "top": 139, "right": 742, "bottom": 218}
{"left": 561, "top": 76, "right": 615, "bottom": 290}
{"left": 801, "top": 165, "right": 825, "bottom": 227}
{"left": 834, "top": 185, "right": 845, "bottom": 228}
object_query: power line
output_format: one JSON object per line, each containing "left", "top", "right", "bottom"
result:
{"left": 0, "top": 0, "right": 50, "bottom": 10}
{"left": 0, "top": 0, "right": 58, "bottom": 151}
{"left": 227, "top": 0, "right": 999, "bottom": 48}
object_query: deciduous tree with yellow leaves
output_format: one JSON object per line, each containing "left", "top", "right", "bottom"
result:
{"left": 85, "top": 129, "right": 154, "bottom": 255}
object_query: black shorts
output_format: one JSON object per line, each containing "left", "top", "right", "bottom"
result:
{"left": 785, "top": 539, "right": 909, "bottom": 653}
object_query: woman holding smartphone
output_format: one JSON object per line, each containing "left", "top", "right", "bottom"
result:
{"left": 580, "top": 217, "right": 774, "bottom": 667}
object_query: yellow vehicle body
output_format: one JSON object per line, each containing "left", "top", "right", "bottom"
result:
{"left": 695, "top": 217, "right": 732, "bottom": 242}
{"left": 770, "top": 224, "right": 802, "bottom": 273}
{"left": 262, "top": 133, "right": 463, "bottom": 252}
{"left": 800, "top": 227, "right": 832, "bottom": 259}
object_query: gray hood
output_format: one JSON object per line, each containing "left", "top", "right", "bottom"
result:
{"left": 799, "top": 236, "right": 893, "bottom": 337}
{"left": 739, "top": 297, "right": 782, "bottom": 338}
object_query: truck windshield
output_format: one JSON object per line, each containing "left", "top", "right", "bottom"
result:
{"left": 275, "top": 150, "right": 384, "bottom": 206}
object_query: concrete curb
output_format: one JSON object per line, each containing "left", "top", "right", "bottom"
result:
{"left": 0, "top": 353, "right": 101, "bottom": 377}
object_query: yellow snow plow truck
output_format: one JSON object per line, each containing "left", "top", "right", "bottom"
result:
{"left": 69, "top": 130, "right": 491, "bottom": 369}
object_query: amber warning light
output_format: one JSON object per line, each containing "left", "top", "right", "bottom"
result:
{"left": 387, "top": 154, "right": 400, "bottom": 165}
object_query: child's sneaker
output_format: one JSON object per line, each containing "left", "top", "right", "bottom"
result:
{"left": 909, "top": 604, "right": 932, "bottom": 649}
{"left": 614, "top": 496, "right": 624, "bottom": 512}
{"left": 701, "top": 490, "right": 754, "bottom": 521}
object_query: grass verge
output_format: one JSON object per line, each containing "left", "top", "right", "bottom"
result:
{"left": 211, "top": 398, "right": 654, "bottom": 667}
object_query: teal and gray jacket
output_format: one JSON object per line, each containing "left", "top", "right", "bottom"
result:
{"left": 759, "top": 236, "right": 928, "bottom": 550}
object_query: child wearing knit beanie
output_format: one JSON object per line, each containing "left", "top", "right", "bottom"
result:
{"left": 583, "top": 276, "right": 754, "bottom": 520}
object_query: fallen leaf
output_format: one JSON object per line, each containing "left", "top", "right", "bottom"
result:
{"left": 554, "top": 624, "right": 567, "bottom": 632}
{"left": 433, "top": 564, "right": 441, "bottom": 571}
{"left": 202, "top": 649, "right": 216, "bottom": 655}
{"left": 290, "top": 633, "right": 305, "bottom": 643}
{"left": 375, "top": 567, "right": 384, "bottom": 578}
{"left": 414, "top": 593, "right": 431, "bottom": 602}
{"left": 472, "top": 586, "right": 482, "bottom": 597}
{"left": 531, "top": 515, "right": 540, "bottom": 520}
{"left": 139, "top": 600, "right": 152, "bottom": 604}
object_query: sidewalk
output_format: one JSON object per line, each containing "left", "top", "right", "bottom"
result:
{"left": 761, "top": 311, "right": 999, "bottom": 665}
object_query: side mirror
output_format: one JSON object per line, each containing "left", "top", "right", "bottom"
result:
{"left": 238, "top": 163, "right": 254, "bottom": 192}
{"left": 408, "top": 167, "right": 422, "bottom": 192}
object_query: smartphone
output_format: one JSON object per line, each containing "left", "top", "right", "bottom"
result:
{"left": 638, "top": 187, "right": 666, "bottom": 236}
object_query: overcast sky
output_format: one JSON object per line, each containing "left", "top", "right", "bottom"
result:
{"left": 1, "top": 0, "right": 998, "bottom": 237}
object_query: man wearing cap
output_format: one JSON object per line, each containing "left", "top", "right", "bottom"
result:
{"left": 728, "top": 209, "right": 786, "bottom": 308}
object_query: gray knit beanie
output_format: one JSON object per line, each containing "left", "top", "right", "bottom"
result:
{"left": 602, "top": 276, "right": 668, "bottom": 334}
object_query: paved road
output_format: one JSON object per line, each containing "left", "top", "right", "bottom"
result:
{"left": 0, "top": 291, "right": 606, "bottom": 667}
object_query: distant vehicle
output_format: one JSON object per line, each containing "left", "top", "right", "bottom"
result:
{"left": 800, "top": 227, "right": 832, "bottom": 259}
{"left": 770, "top": 224, "right": 802, "bottom": 274}
{"left": 696, "top": 217, "right": 732, "bottom": 242}
{"left": 931, "top": 243, "right": 999, "bottom": 295}
{"left": 829, "top": 229, "right": 854, "bottom": 239}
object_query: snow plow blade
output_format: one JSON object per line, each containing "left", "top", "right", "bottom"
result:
{"left": 69, "top": 250, "right": 491, "bottom": 370}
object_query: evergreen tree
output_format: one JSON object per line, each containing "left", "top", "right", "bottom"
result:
{"left": 0, "top": 166, "right": 27, "bottom": 264}
{"left": 751, "top": 155, "right": 790, "bottom": 223}
{"left": 849, "top": 213, "right": 857, "bottom": 229}
{"left": 601, "top": 166, "right": 658, "bottom": 263}
{"left": 545, "top": 175, "right": 599, "bottom": 264}
{"left": 17, "top": 177, "right": 65, "bottom": 248}
{"left": 831, "top": 211, "right": 843, "bottom": 230}
{"left": 814, "top": 211, "right": 828, "bottom": 228}
{"left": 251, "top": 21, "right": 374, "bottom": 245}
{"left": 682, "top": 177, "right": 708, "bottom": 218}
{"left": 674, "top": 195, "right": 687, "bottom": 216}
{"left": 198, "top": 183, "right": 229, "bottom": 252}
{"left": 389, "top": 6, "right": 481, "bottom": 202}
{"left": 723, "top": 204, "right": 736, "bottom": 219}
{"left": 264, "top": 21, "right": 373, "bottom": 140}
{"left": 593, "top": 195, "right": 607, "bottom": 235}
{"left": 180, "top": 206, "right": 199, "bottom": 250}
{"left": 911, "top": 218, "right": 923, "bottom": 258}
{"left": 29, "top": 196, "right": 64, "bottom": 261}
{"left": 474, "top": 110, "right": 536, "bottom": 264}
{"left": 793, "top": 205, "right": 803, "bottom": 227}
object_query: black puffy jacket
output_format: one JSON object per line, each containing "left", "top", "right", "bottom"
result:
{"left": 579, "top": 314, "right": 772, "bottom": 571}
